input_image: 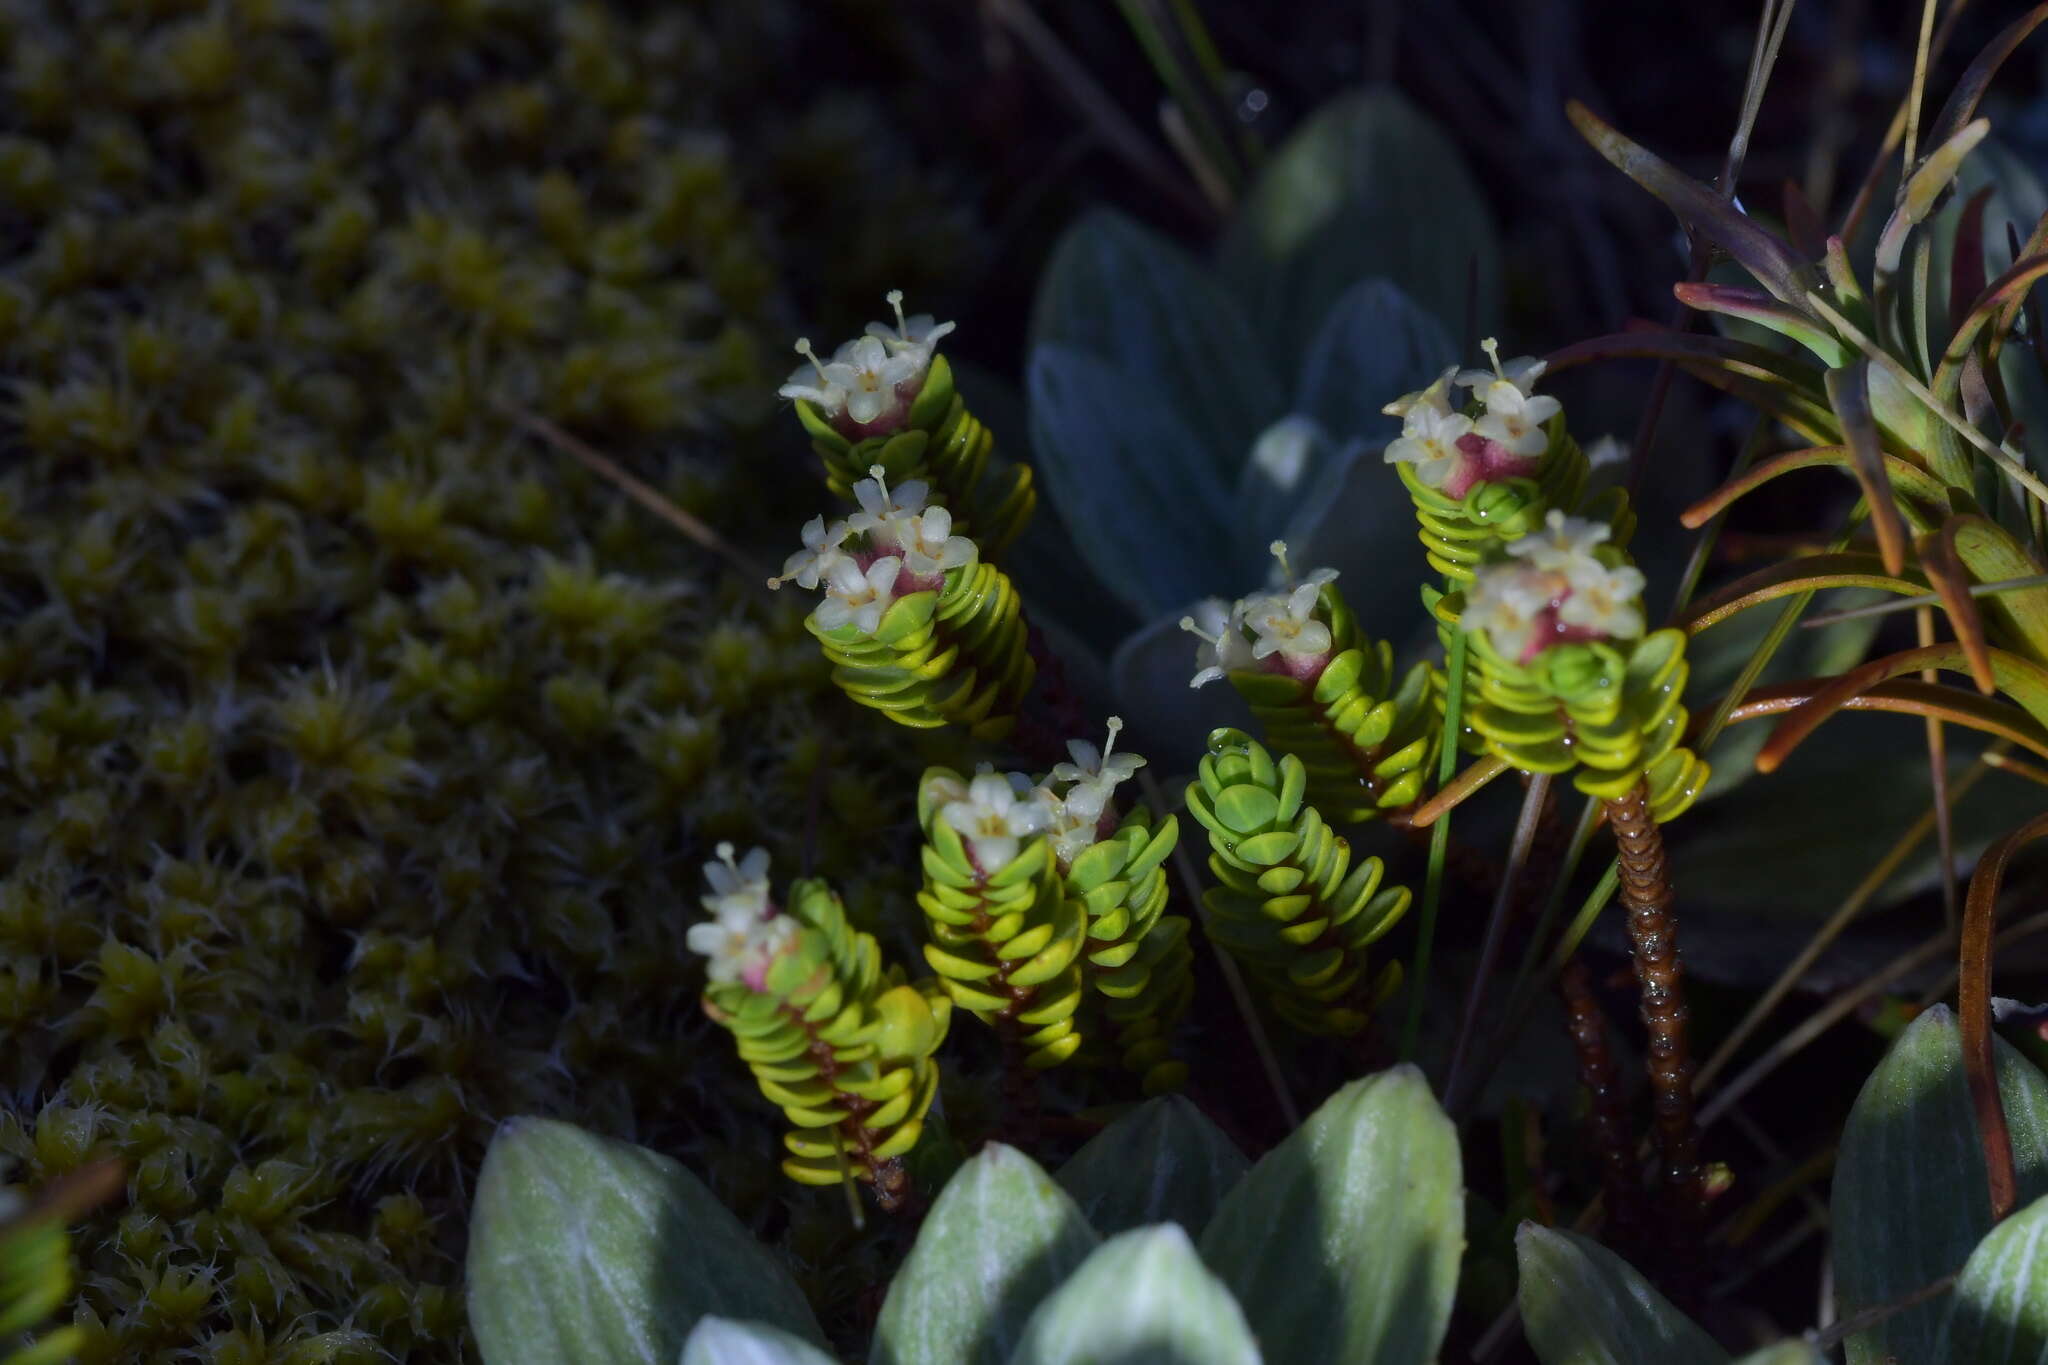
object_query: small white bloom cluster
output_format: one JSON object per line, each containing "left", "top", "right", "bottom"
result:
{"left": 1182, "top": 542, "right": 1338, "bottom": 689}
{"left": 768, "top": 466, "right": 978, "bottom": 635}
{"left": 687, "top": 843, "right": 797, "bottom": 988}
{"left": 1382, "top": 339, "right": 1560, "bottom": 496}
{"left": 778, "top": 290, "right": 956, "bottom": 430}
{"left": 932, "top": 719, "right": 1147, "bottom": 872}
{"left": 1463, "top": 510, "right": 1646, "bottom": 662}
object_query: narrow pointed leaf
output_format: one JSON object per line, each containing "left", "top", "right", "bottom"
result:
{"left": 1935, "top": 1191, "right": 2048, "bottom": 1362}
{"left": 1823, "top": 361, "right": 1909, "bottom": 574}
{"left": 1198, "top": 1066, "right": 1461, "bottom": 1365}
{"left": 1832, "top": 1006, "right": 2048, "bottom": 1365}
{"left": 1757, "top": 643, "right": 2048, "bottom": 770}
{"left": 1674, "top": 283, "right": 1849, "bottom": 366}
{"left": 1938, "top": 255, "right": 2048, "bottom": 413}
{"left": 1006, "top": 1226, "right": 1262, "bottom": 1365}
{"left": 1922, "top": 521, "right": 1998, "bottom": 693}
{"left": 1927, "top": 4, "right": 2048, "bottom": 150}
{"left": 467, "top": 1119, "right": 825, "bottom": 1365}
{"left": 1950, "top": 186, "right": 1996, "bottom": 338}
{"left": 1679, "top": 445, "right": 1949, "bottom": 532}
{"left": 1566, "top": 100, "right": 1810, "bottom": 309}
{"left": 1515, "top": 1224, "right": 1725, "bottom": 1365}
{"left": 1679, "top": 553, "right": 1922, "bottom": 634}
{"left": 872, "top": 1144, "right": 1099, "bottom": 1365}
{"left": 1877, "top": 119, "right": 1991, "bottom": 277}
{"left": 1947, "top": 516, "right": 2048, "bottom": 668}
{"left": 1056, "top": 1096, "right": 1249, "bottom": 1238}
{"left": 682, "top": 1320, "right": 842, "bottom": 1365}
{"left": 1722, "top": 678, "right": 2048, "bottom": 767}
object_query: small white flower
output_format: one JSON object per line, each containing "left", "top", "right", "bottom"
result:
{"left": 1456, "top": 339, "right": 1547, "bottom": 396}
{"left": 1586, "top": 434, "right": 1630, "bottom": 468}
{"left": 895, "top": 504, "right": 977, "bottom": 578}
{"left": 1555, "top": 561, "right": 1646, "bottom": 640}
{"left": 768, "top": 516, "right": 853, "bottom": 591}
{"left": 1381, "top": 365, "right": 1460, "bottom": 419}
{"left": 1051, "top": 716, "right": 1145, "bottom": 828}
{"left": 1181, "top": 597, "right": 1255, "bottom": 688}
{"left": 833, "top": 335, "right": 922, "bottom": 425}
{"left": 1462, "top": 562, "right": 1557, "bottom": 661}
{"left": 700, "top": 841, "right": 771, "bottom": 919}
{"left": 1242, "top": 580, "right": 1333, "bottom": 661}
{"left": 1248, "top": 414, "right": 1324, "bottom": 494}
{"left": 939, "top": 771, "right": 1052, "bottom": 873}
{"left": 1474, "top": 380, "right": 1562, "bottom": 458}
{"left": 778, "top": 336, "right": 848, "bottom": 413}
{"left": 1507, "top": 509, "right": 1614, "bottom": 580}
{"left": 813, "top": 555, "right": 904, "bottom": 636}
{"left": 865, "top": 290, "right": 958, "bottom": 371}
{"left": 688, "top": 842, "right": 792, "bottom": 987}
{"left": 1383, "top": 402, "right": 1473, "bottom": 488}
{"left": 847, "top": 466, "right": 932, "bottom": 539}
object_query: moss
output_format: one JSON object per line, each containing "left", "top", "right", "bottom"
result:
{"left": 0, "top": 0, "right": 976, "bottom": 1356}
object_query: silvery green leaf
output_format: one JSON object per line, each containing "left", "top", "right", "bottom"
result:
{"left": 1834, "top": 1006, "right": 2048, "bottom": 1365}
{"left": 872, "top": 1144, "right": 1099, "bottom": 1365}
{"left": 1197, "top": 1066, "right": 1461, "bottom": 1365}
{"left": 1515, "top": 1224, "right": 1725, "bottom": 1365}
{"left": 1934, "top": 1191, "right": 2048, "bottom": 1362}
{"left": 1221, "top": 88, "right": 1499, "bottom": 376}
{"left": 1731, "top": 1344, "right": 1825, "bottom": 1365}
{"left": 467, "top": 1118, "right": 823, "bottom": 1365}
{"left": 1292, "top": 277, "right": 1457, "bottom": 451}
{"left": 1005, "top": 1226, "right": 1262, "bottom": 1365}
{"left": 1276, "top": 438, "right": 1442, "bottom": 654}
{"left": 1031, "top": 208, "right": 1283, "bottom": 490}
{"left": 1028, "top": 344, "right": 1255, "bottom": 619}
{"left": 681, "top": 1319, "right": 842, "bottom": 1365}
{"left": 1056, "top": 1096, "right": 1249, "bottom": 1237}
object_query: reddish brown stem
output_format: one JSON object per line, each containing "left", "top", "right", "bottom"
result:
{"left": 1560, "top": 958, "right": 1641, "bottom": 1246}
{"left": 1606, "top": 780, "right": 1703, "bottom": 1236}
{"left": 1958, "top": 813, "right": 2048, "bottom": 1221}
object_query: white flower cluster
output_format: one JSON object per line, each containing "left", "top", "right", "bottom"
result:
{"left": 687, "top": 843, "right": 797, "bottom": 988}
{"left": 1382, "top": 339, "right": 1559, "bottom": 495}
{"left": 1462, "top": 510, "right": 1646, "bottom": 662}
{"left": 767, "top": 466, "right": 977, "bottom": 636}
{"left": 931, "top": 719, "right": 1147, "bottom": 872}
{"left": 1182, "top": 542, "right": 1338, "bottom": 689}
{"left": 778, "top": 290, "right": 956, "bottom": 429}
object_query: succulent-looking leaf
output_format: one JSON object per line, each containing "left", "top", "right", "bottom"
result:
{"left": 467, "top": 1118, "right": 825, "bottom": 1365}
{"left": 1197, "top": 1066, "right": 1461, "bottom": 1365}
{"left": 1055, "top": 1096, "right": 1250, "bottom": 1237}
{"left": 1935, "top": 1191, "right": 2048, "bottom": 1362}
{"left": 681, "top": 1319, "right": 843, "bottom": 1365}
{"left": 1005, "top": 1226, "right": 1263, "bottom": 1365}
{"left": 1031, "top": 208, "right": 1282, "bottom": 492}
{"left": 1292, "top": 276, "right": 1458, "bottom": 451}
{"left": 872, "top": 1144, "right": 1100, "bottom": 1365}
{"left": 1833, "top": 1006, "right": 2048, "bottom": 1365}
{"left": 1221, "top": 87, "right": 1498, "bottom": 372}
{"left": 1515, "top": 1224, "right": 1724, "bottom": 1365}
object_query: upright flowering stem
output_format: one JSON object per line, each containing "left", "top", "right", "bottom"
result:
{"left": 1605, "top": 779, "right": 1702, "bottom": 1238}
{"left": 1559, "top": 958, "right": 1641, "bottom": 1247}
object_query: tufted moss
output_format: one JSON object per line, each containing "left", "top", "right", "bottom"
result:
{"left": 0, "top": 0, "right": 981, "bottom": 1357}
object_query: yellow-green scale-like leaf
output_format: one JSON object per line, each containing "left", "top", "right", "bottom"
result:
{"left": 1059, "top": 810, "right": 1192, "bottom": 1094}
{"left": 1185, "top": 731, "right": 1411, "bottom": 1037}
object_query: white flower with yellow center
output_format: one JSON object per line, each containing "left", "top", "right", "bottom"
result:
{"left": 847, "top": 465, "right": 930, "bottom": 539}
{"left": 939, "top": 771, "right": 1053, "bottom": 873}
{"left": 1381, "top": 365, "right": 1460, "bottom": 420}
{"left": 1463, "top": 338, "right": 1560, "bottom": 457}
{"left": 1456, "top": 341, "right": 1547, "bottom": 397}
{"left": 1462, "top": 562, "right": 1557, "bottom": 661}
{"left": 1556, "top": 560, "right": 1647, "bottom": 640}
{"left": 1382, "top": 402, "right": 1474, "bottom": 488}
{"left": 1182, "top": 597, "right": 1255, "bottom": 688}
{"left": 813, "top": 555, "right": 903, "bottom": 636}
{"left": 1506, "top": 509, "right": 1614, "bottom": 578}
{"left": 779, "top": 334, "right": 921, "bottom": 427}
{"left": 768, "top": 515, "right": 853, "bottom": 591}
{"left": 894, "top": 502, "right": 977, "bottom": 579}
{"left": 688, "top": 843, "right": 795, "bottom": 986}
{"left": 865, "top": 290, "right": 958, "bottom": 371}
{"left": 1051, "top": 716, "right": 1145, "bottom": 829}
{"left": 1242, "top": 578, "right": 1333, "bottom": 661}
